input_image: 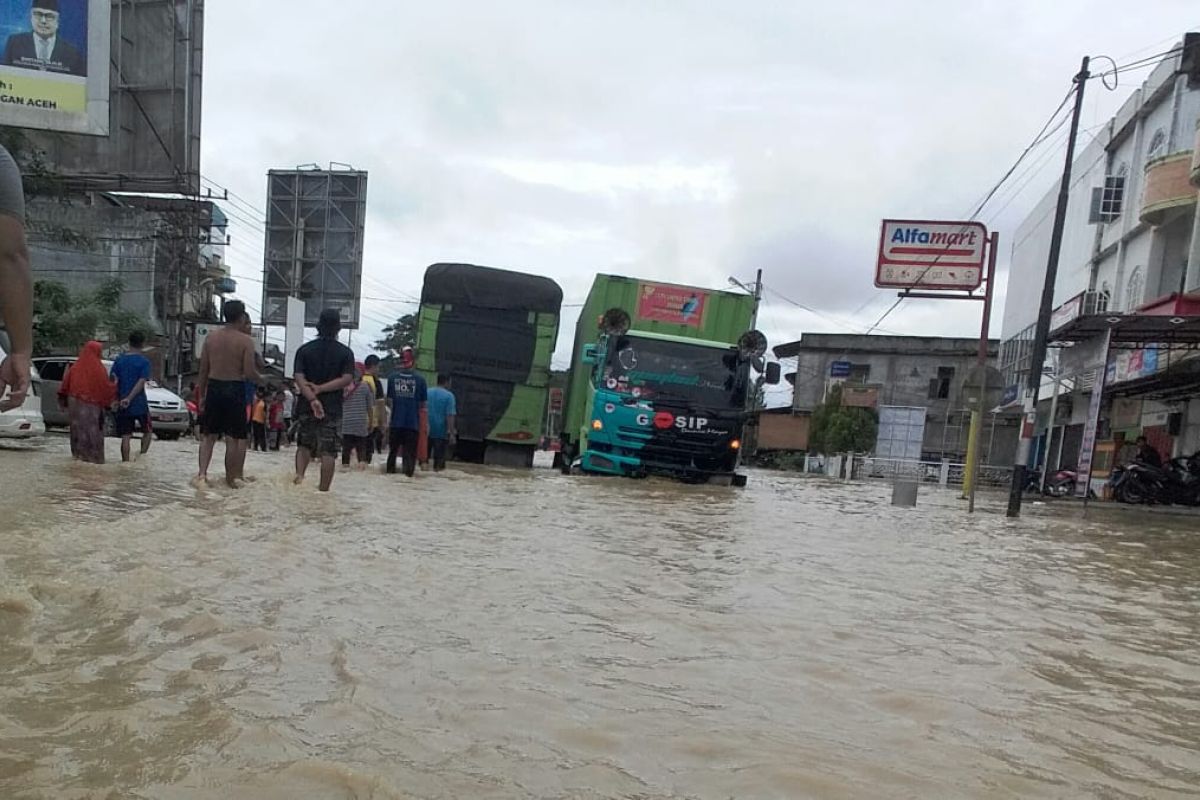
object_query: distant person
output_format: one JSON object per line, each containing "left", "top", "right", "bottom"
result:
{"left": 340, "top": 366, "right": 374, "bottom": 470}
{"left": 426, "top": 374, "right": 457, "bottom": 472}
{"left": 250, "top": 387, "right": 268, "bottom": 452}
{"left": 1135, "top": 436, "right": 1162, "bottom": 469}
{"left": 282, "top": 380, "right": 296, "bottom": 445}
{"left": 110, "top": 330, "right": 153, "bottom": 462}
{"left": 362, "top": 355, "right": 386, "bottom": 454}
{"left": 56, "top": 340, "right": 115, "bottom": 464}
{"left": 386, "top": 346, "right": 426, "bottom": 477}
{"left": 292, "top": 308, "right": 355, "bottom": 491}
{"left": 0, "top": 143, "right": 33, "bottom": 413}
{"left": 268, "top": 389, "right": 285, "bottom": 450}
{"left": 195, "top": 300, "right": 259, "bottom": 487}
{"left": 2, "top": 0, "right": 86, "bottom": 77}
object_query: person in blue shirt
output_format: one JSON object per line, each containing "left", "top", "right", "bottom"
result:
{"left": 426, "top": 373, "right": 457, "bottom": 472}
{"left": 110, "top": 330, "right": 153, "bottom": 462}
{"left": 386, "top": 346, "right": 427, "bottom": 477}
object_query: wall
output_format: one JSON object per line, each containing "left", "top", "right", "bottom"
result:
{"left": 26, "top": 196, "right": 161, "bottom": 324}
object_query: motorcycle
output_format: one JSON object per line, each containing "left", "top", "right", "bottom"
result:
{"left": 1043, "top": 468, "right": 1080, "bottom": 497}
{"left": 1110, "top": 453, "right": 1200, "bottom": 505}
{"left": 1110, "top": 462, "right": 1164, "bottom": 504}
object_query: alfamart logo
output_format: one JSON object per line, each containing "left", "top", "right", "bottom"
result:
{"left": 636, "top": 411, "right": 710, "bottom": 431}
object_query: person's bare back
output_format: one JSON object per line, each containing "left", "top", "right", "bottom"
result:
{"left": 202, "top": 325, "right": 257, "bottom": 382}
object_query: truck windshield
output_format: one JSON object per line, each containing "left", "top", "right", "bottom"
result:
{"left": 604, "top": 335, "right": 745, "bottom": 409}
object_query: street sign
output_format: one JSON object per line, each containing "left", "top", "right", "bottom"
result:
{"left": 875, "top": 220, "right": 987, "bottom": 290}
{"left": 830, "top": 360, "right": 852, "bottom": 378}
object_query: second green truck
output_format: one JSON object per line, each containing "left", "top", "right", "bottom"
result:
{"left": 560, "top": 275, "right": 779, "bottom": 485}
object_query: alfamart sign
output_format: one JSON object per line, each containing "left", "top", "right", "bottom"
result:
{"left": 876, "top": 220, "right": 987, "bottom": 291}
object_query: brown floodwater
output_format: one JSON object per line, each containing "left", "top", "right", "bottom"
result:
{"left": 1, "top": 436, "right": 1198, "bottom": 799}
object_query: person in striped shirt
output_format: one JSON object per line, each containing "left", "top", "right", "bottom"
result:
{"left": 341, "top": 366, "right": 375, "bottom": 469}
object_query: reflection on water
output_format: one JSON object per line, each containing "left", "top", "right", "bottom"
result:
{"left": 1, "top": 437, "right": 1199, "bottom": 798}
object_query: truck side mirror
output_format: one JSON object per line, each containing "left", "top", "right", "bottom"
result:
{"left": 765, "top": 362, "right": 782, "bottom": 385}
{"left": 582, "top": 344, "right": 599, "bottom": 365}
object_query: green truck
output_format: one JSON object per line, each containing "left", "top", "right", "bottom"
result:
{"left": 415, "top": 263, "right": 562, "bottom": 468}
{"left": 560, "top": 275, "right": 780, "bottom": 485}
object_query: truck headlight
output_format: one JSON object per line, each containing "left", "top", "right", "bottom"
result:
{"left": 592, "top": 419, "right": 603, "bottom": 431}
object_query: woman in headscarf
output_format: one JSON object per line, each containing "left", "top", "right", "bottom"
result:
{"left": 58, "top": 341, "right": 116, "bottom": 464}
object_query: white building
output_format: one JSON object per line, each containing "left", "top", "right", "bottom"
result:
{"left": 1000, "top": 35, "right": 1200, "bottom": 470}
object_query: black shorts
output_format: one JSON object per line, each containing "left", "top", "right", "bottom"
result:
{"left": 115, "top": 413, "right": 151, "bottom": 437}
{"left": 202, "top": 379, "right": 249, "bottom": 439}
{"left": 297, "top": 413, "right": 341, "bottom": 456}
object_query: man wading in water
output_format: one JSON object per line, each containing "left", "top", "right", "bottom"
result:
{"left": 195, "top": 300, "right": 259, "bottom": 487}
{"left": 292, "top": 308, "right": 355, "bottom": 492}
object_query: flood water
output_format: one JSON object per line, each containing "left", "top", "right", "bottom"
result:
{"left": 2, "top": 436, "right": 1199, "bottom": 799}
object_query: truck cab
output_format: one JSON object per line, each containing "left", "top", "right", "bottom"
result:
{"left": 578, "top": 330, "right": 752, "bottom": 483}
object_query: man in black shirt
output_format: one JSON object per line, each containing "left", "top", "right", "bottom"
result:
{"left": 293, "top": 308, "right": 355, "bottom": 491}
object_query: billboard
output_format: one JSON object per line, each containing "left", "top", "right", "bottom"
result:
{"left": 0, "top": 0, "right": 109, "bottom": 134}
{"left": 12, "top": 0, "right": 203, "bottom": 192}
{"left": 262, "top": 169, "right": 368, "bottom": 329}
{"left": 636, "top": 281, "right": 707, "bottom": 327}
{"left": 876, "top": 220, "right": 987, "bottom": 291}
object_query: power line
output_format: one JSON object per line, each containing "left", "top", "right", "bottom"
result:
{"left": 865, "top": 80, "right": 1079, "bottom": 335}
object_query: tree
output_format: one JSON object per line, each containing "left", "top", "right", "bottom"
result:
{"left": 808, "top": 384, "right": 878, "bottom": 455}
{"left": 32, "top": 278, "right": 155, "bottom": 355}
{"left": 373, "top": 313, "right": 418, "bottom": 371}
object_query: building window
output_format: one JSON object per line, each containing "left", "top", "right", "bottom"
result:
{"left": 1147, "top": 128, "right": 1167, "bottom": 161}
{"left": 1127, "top": 267, "right": 1144, "bottom": 311}
{"left": 929, "top": 366, "right": 955, "bottom": 400}
{"left": 847, "top": 363, "right": 871, "bottom": 384}
{"left": 1089, "top": 174, "right": 1126, "bottom": 224}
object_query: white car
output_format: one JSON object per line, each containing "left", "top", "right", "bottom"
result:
{"left": 0, "top": 341, "right": 46, "bottom": 439}
{"left": 31, "top": 355, "right": 190, "bottom": 439}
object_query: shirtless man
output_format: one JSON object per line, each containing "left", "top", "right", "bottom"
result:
{"left": 195, "top": 300, "right": 259, "bottom": 487}
{"left": 0, "top": 143, "right": 33, "bottom": 413}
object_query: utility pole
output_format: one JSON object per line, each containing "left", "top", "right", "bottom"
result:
{"left": 1007, "top": 56, "right": 1090, "bottom": 518}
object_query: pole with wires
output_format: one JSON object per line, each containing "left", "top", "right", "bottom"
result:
{"left": 1007, "top": 56, "right": 1091, "bottom": 518}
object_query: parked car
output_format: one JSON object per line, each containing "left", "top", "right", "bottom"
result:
{"left": 31, "top": 355, "right": 189, "bottom": 439}
{"left": 0, "top": 340, "right": 46, "bottom": 439}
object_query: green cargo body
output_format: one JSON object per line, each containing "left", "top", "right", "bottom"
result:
{"left": 415, "top": 263, "right": 562, "bottom": 468}
{"left": 561, "top": 275, "right": 756, "bottom": 474}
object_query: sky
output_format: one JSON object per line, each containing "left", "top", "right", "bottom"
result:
{"left": 199, "top": 1, "right": 1200, "bottom": 407}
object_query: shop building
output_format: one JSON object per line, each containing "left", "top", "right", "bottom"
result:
{"left": 999, "top": 35, "right": 1200, "bottom": 479}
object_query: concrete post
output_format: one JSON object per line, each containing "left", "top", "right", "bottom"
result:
{"left": 940, "top": 458, "right": 950, "bottom": 487}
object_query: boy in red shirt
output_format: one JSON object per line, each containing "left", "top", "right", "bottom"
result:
{"left": 268, "top": 389, "right": 286, "bottom": 450}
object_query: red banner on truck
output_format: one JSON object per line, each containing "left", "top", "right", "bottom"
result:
{"left": 637, "top": 282, "right": 707, "bottom": 327}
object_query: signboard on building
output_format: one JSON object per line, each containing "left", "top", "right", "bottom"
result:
{"left": 0, "top": 0, "right": 109, "bottom": 135}
{"left": 262, "top": 169, "right": 368, "bottom": 329}
{"left": 1106, "top": 345, "right": 1161, "bottom": 385}
{"left": 1076, "top": 329, "right": 1111, "bottom": 498}
{"left": 1111, "top": 397, "right": 1143, "bottom": 431}
{"left": 999, "top": 383, "right": 1021, "bottom": 408}
{"left": 830, "top": 360, "right": 852, "bottom": 378}
{"left": 636, "top": 282, "right": 707, "bottom": 327}
{"left": 1050, "top": 293, "right": 1084, "bottom": 333}
{"left": 841, "top": 385, "right": 879, "bottom": 408}
{"left": 876, "top": 220, "right": 987, "bottom": 290}
{"left": 875, "top": 405, "right": 926, "bottom": 460}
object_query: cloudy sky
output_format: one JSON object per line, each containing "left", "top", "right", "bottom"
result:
{"left": 200, "top": 1, "right": 1200, "bottom": 404}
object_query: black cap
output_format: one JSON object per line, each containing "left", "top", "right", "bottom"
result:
{"left": 33, "top": 0, "right": 59, "bottom": 12}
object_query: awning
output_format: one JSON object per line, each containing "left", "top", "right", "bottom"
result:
{"left": 1051, "top": 313, "right": 1200, "bottom": 348}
